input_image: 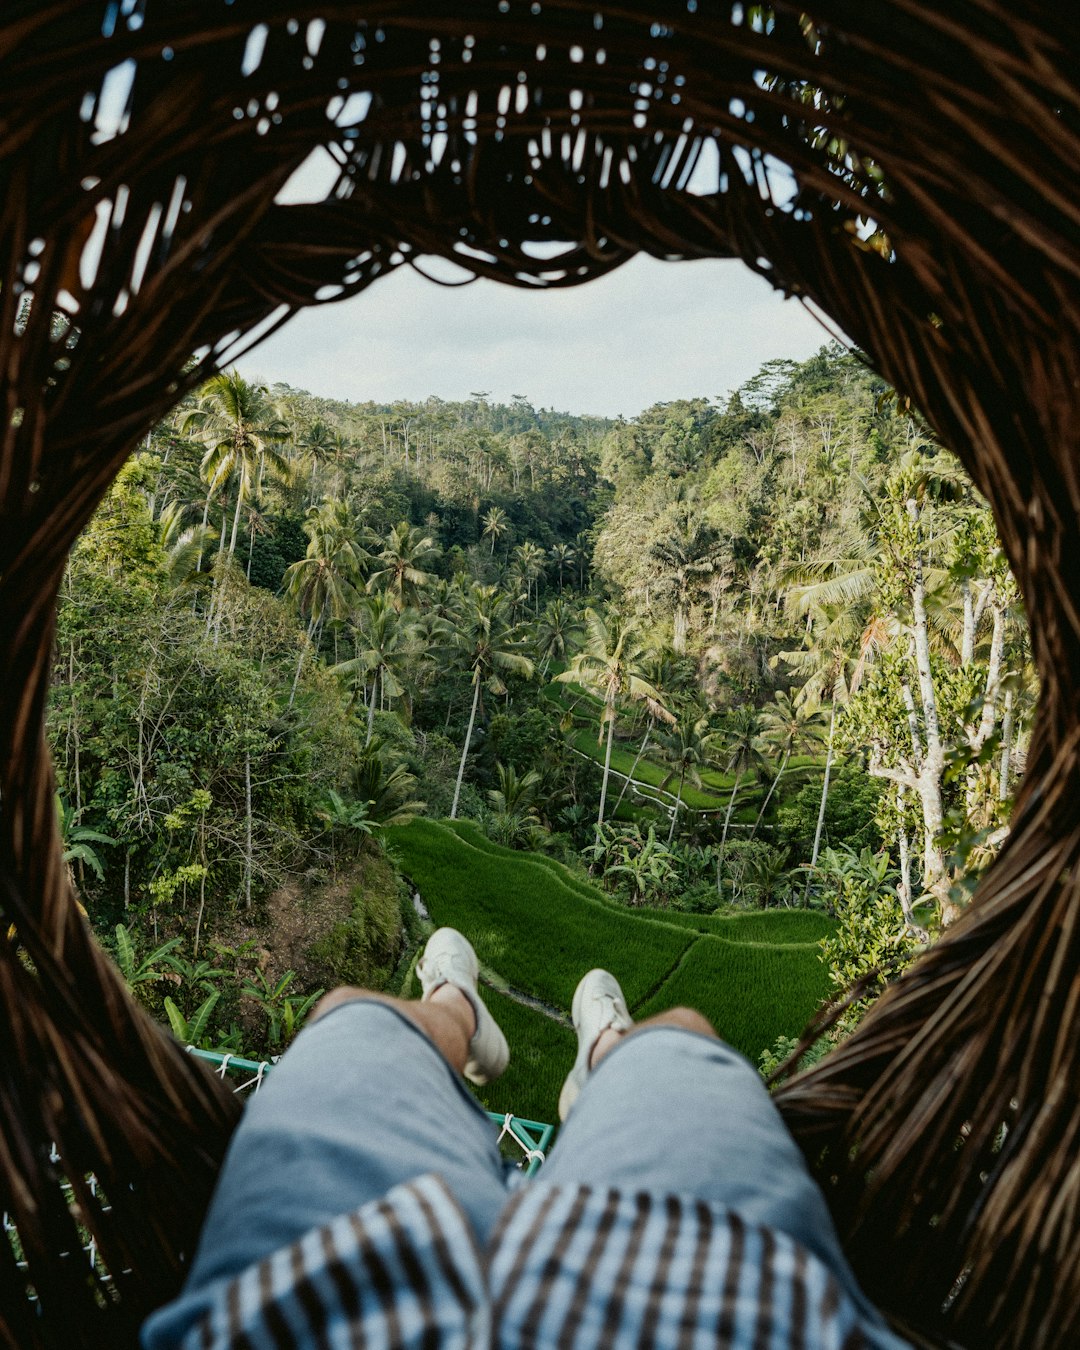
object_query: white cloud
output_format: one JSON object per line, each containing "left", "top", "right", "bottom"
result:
{"left": 236, "top": 254, "right": 840, "bottom": 417}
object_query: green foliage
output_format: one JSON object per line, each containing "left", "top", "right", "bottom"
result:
{"left": 585, "top": 822, "right": 679, "bottom": 904}
{"left": 240, "top": 969, "right": 324, "bottom": 1050}
{"left": 306, "top": 875, "right": 407, "bottom": 991}
{"left": 758, "top": 1032, "right": 832, "bottom": 1081}
{"left": 815, "top": 845, "right": 923, "bottom": 1024}
{"left": 390, "top": 819, "right": 833, "bottom": 1065}
{"left": 56, "top": 794, "right": 116, "bottom": 882}
{"left": 112, "top": 924, "right": 183, "bottom": 994}
{"left": 163, "top": 990, "right": 225, "bottom": 1050}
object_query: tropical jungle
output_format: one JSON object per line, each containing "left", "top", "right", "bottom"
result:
{"left": 50, "top": 344, "right": 1031, "bottom": 1122}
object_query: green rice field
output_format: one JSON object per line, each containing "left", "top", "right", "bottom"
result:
{"left": 386, "top": 818, "right": 834, "bottom": 1123}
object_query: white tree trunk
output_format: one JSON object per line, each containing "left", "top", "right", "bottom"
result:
{"left": 906, "top": 499, "right": 948, "bottom": 898}
{"left": 450, "top": 672, "right": 481, "bottom": 819}
{"left": 597, "top": 709, "right": 616, "bottom": 828}
{"left": 809, "top": 701, "right": 837, "bottom": 875}
{"left": 751, "top": 750, "right": 790, "bottom": 840}
{"left": 998, "top": 684, "right": 1016, "bottom": 802}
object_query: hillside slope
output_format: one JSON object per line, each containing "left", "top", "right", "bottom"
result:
{"left": 385, "top": 819, "right": 833, "bottom": 1122}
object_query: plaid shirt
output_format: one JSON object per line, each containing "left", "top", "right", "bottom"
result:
{"left": 161, "top": 1172, "right": 905, "bottom": 1349}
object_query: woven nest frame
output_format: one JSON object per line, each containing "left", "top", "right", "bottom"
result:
{"left": 1, "top": 3, "right": 1078, "bottom": 1346}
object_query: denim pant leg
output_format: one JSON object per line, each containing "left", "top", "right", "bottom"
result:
{"left": 540, "top": 1026, "right": 908, "bottom": 1348}
{"left": 143, "top": 1001, "right": 509, "bottom": 1348}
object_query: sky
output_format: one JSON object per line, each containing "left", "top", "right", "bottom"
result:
{"left": 234, "top": 254, "right": 837, "bottom": 420}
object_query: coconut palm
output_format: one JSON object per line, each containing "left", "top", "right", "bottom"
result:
{"left": 649, "top": 511, "right": 725, "bottom": 652}
{"left": 657, "top": 712, "right": 717, "bottom": 844}
{"left": 295, "top": 419, "right": 338, "bottom": 506}
{"left": 549, "top": 542, "right": 576, "bottom": 592}
{"left": 749, "top": 690, "right": 828, "bottom": 839}
{"left": 284, "top": 500, "right": 368, "bottom": 704}
{"left": 366, "top": 521, "right": 440, "bottom": 612}
{"left": 486, "top": 763, "right": 543, "bottom": 847}
{"left": 716, "top": 704, "right": 766, "bottom": 893}
{"left": 512, "top": 540, "right": 546, "bottom": 610}
{"left": 777, "top": 600, "right": 889, "bottom": 889}
{"left": 556, "top": 608, "right": 663, "bottom": 828}
{"left": 532, "top": 597, "right": 584, "bottom": 677}
{"left": 449, "top": 585, "right": 535, "bottom": 818}
{"left": 156, "top": 500, "right": 213, "bottom": 589}
{"left": 332, "top": 593, "right": 420, "bottom": 744}
{"left": 182, "top": 370, "right": 289, "bottom": 562}
{"left": 481, "top": 505, "right": 509, "bottom": 555}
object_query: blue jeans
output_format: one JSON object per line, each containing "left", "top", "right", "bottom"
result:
{"left": 143, "top": 1001, "right": 904, "bottom": 1347}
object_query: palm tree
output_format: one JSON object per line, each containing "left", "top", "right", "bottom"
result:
{"left": 658, "top": 712, "right": 716, "bottom": 844}
{"left": 513, "top": 540, "right": 546, "bottom": 610}
{"left": 481, "top": 505, "right": 509, "bottom": 556}
{"left": 556, "top": 608, "right": 663, "bottom": 828}
{"left": 749, "top": 690, "right": 827, "bottom": 839}
{"left": 449, "top": 585, "right": 534, "bottom": 818}
{"left": 156, "top": 500, "right": 212, "bottom": 589}
{"left": 332, "top": 593, "right": 420, "bottom": 744}
{"left": 777, "top": 600, "right": 888, "bottom": 889}
{"left": 649, "top": 511, "right": 724, "bottom": 652}
{"left": 284, "top": 500, "right": 367, "bottom": 704}
{"left": 366, "top": 521, "right": 440, "bottom": 612}
{"left": 549, "top": 542, "right": 576, "bottom": 592}
{"left": 716, "top": 705, "right": 765, "bottom": 894}
{"left": 294, "top": 419, "right": 342, "bottom": 505}
{"left": 486, "top": 763, "right": 543, "bottom": 847}
{"left": 182, "top": 370, "right": 288, "bottom": 562}
{"left": 532, "top": 597, "right": 584, "bottom": 677}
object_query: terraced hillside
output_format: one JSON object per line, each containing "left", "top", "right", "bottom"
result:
{"left": 385, "top": 819, "right": 835, "bottom": 1123}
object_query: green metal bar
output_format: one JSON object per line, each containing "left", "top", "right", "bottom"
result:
{"left": 188, "top": 1048, "right": 555, "bottom": 1175}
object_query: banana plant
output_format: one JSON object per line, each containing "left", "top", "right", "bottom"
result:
{"left": 113, "top": 923, "right": 183, "bottom": 990}
{"left": 57, "top": 793, "right": 115, "bottom": 882}
{"left": 163, "top": 990, "right": 222, "bottom": 1049}
{"left": 241, "top": 968, "right": 324, "bottom": 1050}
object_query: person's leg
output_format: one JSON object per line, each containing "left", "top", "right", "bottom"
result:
{"left": 178, "top": 929, "right": 512, "bottom": 1296}
{"left": 542, "top": 980, "right": 900, "bottom": 1342}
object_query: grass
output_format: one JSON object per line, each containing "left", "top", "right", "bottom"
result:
{"left": 473, "top": 986, "right": 575, "bottom": 1124}
{"left": 387, "top": 817, "right": 836, "bottom": 1118}
{"left": 633, "top": 934, "right": 832, "bottom": 1062}
{"left": 384, "top": 819, "right": 693, "bottom": 1009}
{"left": 446, "top": 819, "right": 833, "bottom": 946}
{"left": 567, "top": 728, "right": 749, "bottom": 812}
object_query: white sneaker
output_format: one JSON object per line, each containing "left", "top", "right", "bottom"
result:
{"left": 417, "top": 928, "right": 509, "bottom": 1085}
{"left": 558, "top": 969, "right": 634, "bottom": 1121}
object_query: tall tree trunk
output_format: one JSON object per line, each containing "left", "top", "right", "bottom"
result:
{"left": 613, "top": 720, "right": 652, "bottom": 814}
{"left": 243, "top": 749, "right": 252, "bottom": 912}
{"left": 667, "top": 769, "right": 685, "bottom": 844}
{"left": 673, "top": 602, "right": 687, "bottom": 653}
{"left": 751, "top": 750, "right": 790, "bottom": 840}
{"left": 227, "top": 479, "right": 244, "bottom": 558}
{"left": 597, "top": 708, "right": 616, "bottom": 828}
{"left": 450, "top": 671, "right": 482, "bottom": 819}
{"left": 366, "top": 677, "right": 377, "bottom": 746}
{"left": 289, "top": 614, "right": 318, "bottom": 708}
{"left": 717, "top": 777, "right": 741, "bottom": 897}
{"left": 195, "top": 494, "right": 211, "bottom": 573}
{"left": 806, "top": 701, "right": 837, "bottom": 899}
{"left": 906, "top": 499, "right": 948, "bottom": 901}
{"left": 998, "top": 684, "right": 1016, "bottom": 802}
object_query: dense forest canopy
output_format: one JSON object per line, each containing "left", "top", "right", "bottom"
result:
{"left": 51, "top": 344, "right": 1031, "bottom": 1061}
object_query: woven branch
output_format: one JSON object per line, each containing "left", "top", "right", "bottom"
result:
{"left": 1, "top": 3, "right": 1078, "bottom": 1345}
